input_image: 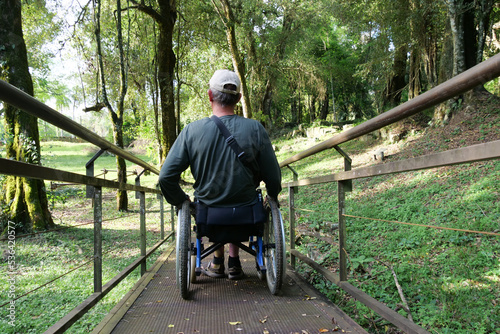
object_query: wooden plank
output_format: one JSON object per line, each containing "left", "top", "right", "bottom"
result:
{"left": 338, "top": 181, "right": 347, "bottom": 281}
{"left": 336, "top": 140, "right": 500, "bottom": 181}
{"left": 285, "top": 140, "right": 500, "bottom": 187}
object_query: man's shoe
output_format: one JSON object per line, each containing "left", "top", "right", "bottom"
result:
{"left": 203, "top": 261, "right": 226, "bottom": 278}
{"left": 228, "top": 266, "right": 245, "bottom": 280}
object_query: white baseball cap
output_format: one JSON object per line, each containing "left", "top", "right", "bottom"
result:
{"left": 209, "top": 69, "right": 241, "bottom": 95}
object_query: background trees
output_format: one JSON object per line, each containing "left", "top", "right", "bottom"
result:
{"left": 19, "top": 0, "right": 500, "bottom": 140}
{"left": 1, "top": 0, "right": 499, "bottom": 230}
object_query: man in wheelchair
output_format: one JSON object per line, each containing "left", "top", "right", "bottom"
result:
{"left": 159, "top": 69, "right": 282, "bottom": 280}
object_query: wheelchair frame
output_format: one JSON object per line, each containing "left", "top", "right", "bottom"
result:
{"left": 175, "top": 196, "right": 286, "bottom": 300}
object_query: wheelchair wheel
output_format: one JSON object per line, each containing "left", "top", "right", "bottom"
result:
{"left": 264, "top": 196, "right": 286, "bottom": 295}
{"left": 176, "top": 200, "right": 192, "bottom": 299}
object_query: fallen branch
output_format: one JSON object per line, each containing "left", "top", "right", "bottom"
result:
{"left": 389, "top": 264, "right": 414, "bottom": 322}
{"left": 296, "top": 228, "right": 338, "bottom": 245}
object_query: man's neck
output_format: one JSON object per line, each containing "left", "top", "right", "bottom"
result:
{"left": 212, "top": 105, "right": 235, "bottom": 117}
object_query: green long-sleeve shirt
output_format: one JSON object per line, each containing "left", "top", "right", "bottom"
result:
{"left": 159, "top": 115, "right": 281, "bottom": 207}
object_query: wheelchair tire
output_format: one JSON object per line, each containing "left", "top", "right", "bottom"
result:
{"left": 176, "top": 200, "right": 191, "bottom": 299}
{"left": 264, "top": 197, "right": 286, "bottom": 295}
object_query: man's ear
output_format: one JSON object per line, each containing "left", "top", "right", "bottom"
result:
{"left": 208, "top": 89, "right": 214, "bottom": 102}
{"left": 237, "top": 93, "right": 242, "bottom": 103}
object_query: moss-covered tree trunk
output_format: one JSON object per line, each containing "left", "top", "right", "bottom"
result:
{"left": 0, "top": 0, "right": 54, "bottom": 233}
{"left": 158, "top": 7, "right": 177, "bottom": 162}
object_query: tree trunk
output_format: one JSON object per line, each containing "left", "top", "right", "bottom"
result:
{"left": 318, "top": 94, "right": 329, "bottom": 120}
{"left": 261, "top": 79, "right": 273, "bottom": 127}
{"left": 382, "top": 43, "right": 408, "bottom": 109}
{"left": 462, "top": 0, "right": 477, "bottom": 70}
{"left": 309, "top": 95, "right": 317, "bottom": 122}
{"left": 116, "top": 0, "right": 128, "bottom": 211}
{"left": 0, "top": 0, "right": 54, "bottom": 233}
{"left": 290, "top": 96, "right": 298, "bottom": 124}
{"left": 408, "top": 49, "right": 421, "bottom": 100}
{"left": 260, "top": 5, "right": 293, "bottom": 127}
{"left": 95, "top": 0, "right": 128, "bottom": 211}
{"left": 213, "top": 0, "right": 252, "bottom": 119}
{"left": 476, "top": 0, "right": 494, "bottom": 64}
{"left": 158, "top": 1, "right": 177, "bottom": 161}
{"left": 441, "top": 0, "right": 482, "bottom": 122}
{"left": 130, "top": 0, "right": 177, "bottom": 162}
{"left": 447, "top": 0, "right": 467, "bottom": 78}
{"left": 423, "top": 29, "right": 439, "bottom": 89}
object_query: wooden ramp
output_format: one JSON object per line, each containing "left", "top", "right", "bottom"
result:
{"left": 93, "top": 246, "right": 367, "bottom": 334}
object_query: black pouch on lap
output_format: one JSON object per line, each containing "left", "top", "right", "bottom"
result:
{"left": 195, "top": 193, "right": 266, "bottom": 243}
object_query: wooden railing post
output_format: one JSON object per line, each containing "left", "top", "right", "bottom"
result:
{"left": 139, "top": 191, "right": 146, "bottom": 276}
{"left": 338, "top": 181, "right": 347, "bottom": 281}
{"left": 171, "top": 205, "right": 175, "bottom": 240}
{"left": 93, "top": 186, "right": 103, "bottom": 293}
{"left": 287, "top": 166, "right": 298, "bottom": 268}
{"left": 160, "top": 195, "right": 165, "bottom": 240}
{"left": 288, "top": 185, "right": 296, "bottom": 269}
{"left": 86, "top": 149, "right": 105, "bottom": 199}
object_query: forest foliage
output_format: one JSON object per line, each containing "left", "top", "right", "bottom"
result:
{"left": 4, "top": 0, "right": 498, "bottom": 163}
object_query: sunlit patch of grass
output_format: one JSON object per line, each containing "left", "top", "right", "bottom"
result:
{"left": 40, "top": 141, "right": 160, "bottom": 188}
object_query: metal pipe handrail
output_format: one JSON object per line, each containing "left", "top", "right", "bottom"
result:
{"left": 0, "top": 79, "right": 160, "bottom": 175}
{"left": 280, "top": 52, "right": 500, "bottom": 168}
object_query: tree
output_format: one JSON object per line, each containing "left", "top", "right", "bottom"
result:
{"left": 211, "top": 0, "right": 252, "bottom": 118}
{"left": 93, "top": 0, "right": 129, "bottom": 211}
{"left": 258, "top": 2, "right": 295, "bottom": 127}
{"left": 130, "top": 0, "right": 177, "bottom": 161}
{"left": 0, "top": 0, "right": 54, "bottom": 233}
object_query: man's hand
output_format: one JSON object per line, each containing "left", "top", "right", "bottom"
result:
{"left": 264, "top": 195, "right": 280, "bottom": 208}
{"left": 175, "top": 194, "right": 191, "bottom": 215}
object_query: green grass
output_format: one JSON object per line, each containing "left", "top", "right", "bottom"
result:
{"left": 0, "top": 189, "right": 173, "bottom": 333}
{"left": 40, "top": 140, "right": 160, "bottom": 188}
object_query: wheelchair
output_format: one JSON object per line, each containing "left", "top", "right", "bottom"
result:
{"left": 175, "top": 195, "right": 286, "bottom": 300}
